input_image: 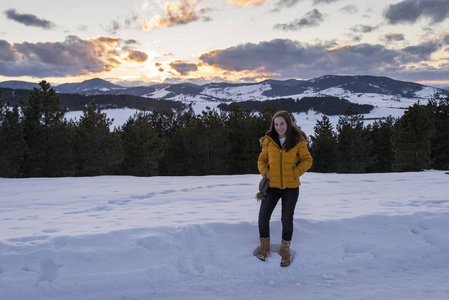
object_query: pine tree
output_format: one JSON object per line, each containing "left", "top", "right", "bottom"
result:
{"left": 146, "top": 109, "right": 177, "bottom": 138}
{"left": 225, "top": 103, "right": 261, "bottom": 174}
{"left": 337, "top": 104, "right": 373, "bottom": 173}
{"left": 0, "top": 94, "right": 25, "bottom": 177}
{"left": 21, "top": 81, "right": 74, "bottom": 177}
{"left": 159, "top": 107, "right": 196, "bottom": 176}
{"left": 392, "top": 103, "right": 434, "bottom": 172}
{"left": 259, "top": 105, "right": 278, "bottom": 128}
{"left": 427, "top": 96, "right": 449, "bottom": 170}
{"left": 253, "top": 104, "right": 278, "bottom": 157}
{"left": 367, "top": 116, "right": 396, "bottom": 172}
{"left": 310, "top": 115, "right": 340, "bottom": 172}
{"left": 121, "top": 112, "right": 164, "bottom": 176}
{"left": 182, "top": 108, "right": 229, "bottom": 175}
{"left": 74, "top": 102, "right": 123, "bottom": 176}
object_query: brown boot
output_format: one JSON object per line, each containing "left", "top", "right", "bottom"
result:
{"left": 256, "top": 237, "right": 270, "bottom": 261}
{"left": 280, "top": 239, "right": 291, "bottom": 267}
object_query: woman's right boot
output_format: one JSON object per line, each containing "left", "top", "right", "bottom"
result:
{"left": 256, "top": 237, "right": 270, "bottom": 261}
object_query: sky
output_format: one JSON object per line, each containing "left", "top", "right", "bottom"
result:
{"left": 0, "top": 0, "right": 449, "bottom": 86}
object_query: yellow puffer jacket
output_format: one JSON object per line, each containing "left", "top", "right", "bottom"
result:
{"left": 258, "top": 135, "right": 313, "bottom": 189}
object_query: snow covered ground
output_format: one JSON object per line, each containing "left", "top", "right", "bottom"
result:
{"left": 1, "top": 171, "right": 448, "bottom": 300}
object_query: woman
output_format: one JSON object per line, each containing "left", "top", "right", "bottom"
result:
{"left": 257, "top": 110, "right": 313, "bottom": 267}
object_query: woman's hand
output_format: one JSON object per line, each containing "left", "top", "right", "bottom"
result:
{"left": 265, "top": 171, "right": 269, "bottom": 179}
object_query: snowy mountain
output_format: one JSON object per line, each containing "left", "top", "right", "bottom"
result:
{"left": 131, "top": 75, "right": 448, "bottom": 104}
{"left": 0, "top": 80, "right": 40, "bottom": 90}
{"left": 54, "top": 78, "right": 125, "bottom": 94}
{"left": 2, "top": 75, "right": 447, "bottom": 104}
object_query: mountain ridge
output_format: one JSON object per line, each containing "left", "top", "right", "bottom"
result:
{"left": 1, "top": 75, "right": 448, "bottom": 106}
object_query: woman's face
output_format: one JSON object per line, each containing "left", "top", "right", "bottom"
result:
{"left": 274, "top": 116, "right": 288, "bottom": 139}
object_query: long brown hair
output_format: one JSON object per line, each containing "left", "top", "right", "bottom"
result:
{"left": 260, "top": 110, "right": 306, "bottom": 151}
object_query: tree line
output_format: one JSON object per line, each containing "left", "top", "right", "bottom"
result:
{"left": 219, "top": 96, "right": 374, "bottom": 115}
{"left": 1, "top": 81, "right": 448, "bottom": 178}
{"left": 0, "top": 86, "right": 185, "bottom": 111}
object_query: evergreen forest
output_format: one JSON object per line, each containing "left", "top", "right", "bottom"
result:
{"left": 1, "top": 81, "right": 448, "bottom": 178}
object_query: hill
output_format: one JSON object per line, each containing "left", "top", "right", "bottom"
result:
{"left": 2, "top": 75, "right": 447, "bottom": 117}
{"left": 0, "top": 88, "right": 185, "bottom": 112}
{"left": 2, "top": 75, "right": 447, "bottom": 104}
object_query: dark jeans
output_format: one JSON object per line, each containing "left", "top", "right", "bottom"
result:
{"left": 258, "top": 187, "right": 299, "bottom": 241}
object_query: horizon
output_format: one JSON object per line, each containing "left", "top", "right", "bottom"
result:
{"left": 1, "top": 0, "right": 448, "bottom": 86}
{"left": 1, "top": 74, "right": 449, "bottom": 89}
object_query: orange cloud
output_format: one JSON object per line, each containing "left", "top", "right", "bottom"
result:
{"left": 127, "top": 49, "right": 149, "bottom": 63}
{"left": 227, "top": 0, "right": 268, "bottom": 7}
{"left": 0, "top": 36, "right": 148, "bottom": 77}
{"left": 142, "top": 0, "right": 212, "bottom": 30}
{"left": 95, "top": 36, "right": 121, "bottom": 46}
{"left": 328, "top": 44, "right": 351, "bottom": 51}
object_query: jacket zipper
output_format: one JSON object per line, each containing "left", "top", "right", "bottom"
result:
{"left": 280, "top": 148, "right": 283, "bottom": 189}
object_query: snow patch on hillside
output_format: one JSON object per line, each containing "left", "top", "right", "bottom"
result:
{"left": 316, "top": 87, "right": 349, "bottom": 98}
{"left": 146, "top": 87, "right": 171, "bottom": 99}
{"left": 414, "top": 86, "right": 441, "bottom": 98}
{"left": 202, "top": 83, "right": 271, "bottom": 101}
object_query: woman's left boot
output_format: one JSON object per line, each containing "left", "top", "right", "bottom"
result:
{"left": 280, "top": 239, "right": 291, "bottom": 267}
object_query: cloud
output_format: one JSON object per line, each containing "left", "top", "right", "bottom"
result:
{"left": 104, "top": 12, "right": 141, "bottom": 34}
{"left": 0, "top": 36, "right": 148, "bottom": 77}
{"left": 312, "top": 0, "right": 340, "bottom": 4}
{"left": 199, "top": 39, "right": 329, "bottom": 73}
{"left": 127, "top": 50, "right": 149, "bottom": 63}
{"left": 443, "top": 32, "right": 449, "bottom": 44}
{"left": 125, "top": 39, "right": 139, "bottom": 45}
{"left": 325, "top": 44, "right": 401, "bottom": 72}
{"left": 105, "top": 20, "right": 121, "bottom": 34}
{"left": 198, "top": 38, "right": 447, "bottom": 80}
{"left": 350, "top": 35, "right": 363, "bottom": 43}
{"left": 384, "top": 0, "right": 449, "bottom": 25}
{"left": 227, "top": 0, "right": 268, "bottom": 7}
{"left": 383, "top": 33, "right": 405, "bottom": 42}
{"left": 340, "top": 4, "right": 358, "bottom": 14}
{"left": 142, "top": 0, "right": 212, "bottom": 30}
{"left": 402, "top": 38, "right": 443, "bottom": 60}
{"left": 274, "top": 9, "right": 324, "bottom": 31}
{"left": 125, "top": 13, "right": 140, "bottom": 27}
{"left": 4, "top": 9, "right": 56, "bottom": 29}
{"left": 155, "top": 62, "right": 165, "bottom": 72}
{"left": 169, "top": 60, "right": 198, "bottom": 75}
{"left": 77, "top": 24, "right": 88, "bottom": 31}
{"left": 350, "top": 24, "right": 378, "bottom": 33}
{"left": 274, "top": 0, "right": 303, "bottom": 9}
{"left": 0, "top": 40, "right": 16, "bottom": 62}
{"left": 273, "top": 0, "right": 338, "bottom": 11}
